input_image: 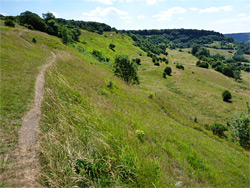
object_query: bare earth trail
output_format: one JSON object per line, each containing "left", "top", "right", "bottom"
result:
{"left": 15, "top": 52, "right": 56, "bottom": 187}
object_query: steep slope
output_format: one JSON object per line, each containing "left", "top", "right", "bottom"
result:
{"left": 40, "top": 31, "right": 249, "bottom": 187}
{"left": 1, "top": 26, "right": 249, "bottom": 187}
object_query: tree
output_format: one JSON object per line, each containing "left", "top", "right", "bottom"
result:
{"left": 19, "top": 11, "right": 46, "bottom": 32}
{"left": 113, "top": 54, "right": 139, "bottom": 85}
{"left": 42, "top": 12, "right": 56, "bottom": 23}
{"left": 230, "top": 112, "right": 250, "bottom": 150}
{"left": 222, "top": 90, "right": 232, "bottom": 102}
{"left": 61, "top": 26, "right": 72, "bottom": 44}
{"left": 163, "top": 66, "right": 172, "bottom": 78}
{"left": 4, "top": 20, "right": 15, "bottom": 27}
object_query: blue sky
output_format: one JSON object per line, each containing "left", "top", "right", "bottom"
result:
{"left": 1, "top": 0, "right": 250, "bottom": 33}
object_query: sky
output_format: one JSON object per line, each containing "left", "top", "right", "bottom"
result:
{"left": 1, "top": 0, "right": 250, "bottom": 33}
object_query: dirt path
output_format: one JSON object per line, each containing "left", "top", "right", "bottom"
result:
{"left": 18, "top": 31, "right": 33, "bottom": 46}
{"left": 14, "top": 52, "right": 56, "bottom": 187}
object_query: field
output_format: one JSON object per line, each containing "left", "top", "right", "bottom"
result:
{"left": 1, "top": 25, "right": 250, "bottom": 187}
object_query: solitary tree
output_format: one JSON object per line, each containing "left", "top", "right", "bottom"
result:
{"left": 163, "top": 66, "right": 172, "bottom": 78}
{"left": 113, "top": 54, "right": 139, "bottom": 85}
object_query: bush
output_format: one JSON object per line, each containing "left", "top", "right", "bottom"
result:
{"left": 196, "top": 61, "right": 209, "bottom": 68}
{"left": 222, "top": 90, "right": 232, "bottom": 102}
{"left": 113, "top": 54, "right": 139, "bottom": 85}
{"left": 210, "top": 123, "right": 228, "bottom": 138}
{"left": 135, "top": 130, "right": 145, "bottom": 142}
{"left": 176, "top": 63, "right": 184, "bottom": 70}
{"left": 109, "top": 43, "right": 115, "bottom": 51}
{"left": 32, "top": 37, "right": 37, "bottom": 43}
{"left": 4, "top": 20, "right": 15, "bottom": 27}
{"left": 154, "top": 62, "right": 160, "bottom": 66}
{"left": 92, "top": 50, "right": 105, "bottom": 62}
{"left": 163, "top": 66, "right": 171, "bottom": 78}
{"left": 230, "top": 113, "right": 250, "bottom": 149}
{"left": 132, "top": 58, "right": 141, "bottom": 65}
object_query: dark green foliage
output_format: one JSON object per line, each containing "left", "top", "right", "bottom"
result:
{"left": 196, "top": 61, "right": 209, "bottom": 69}
{"left": 132, "top": 58, "right": 141, "bottom": 65}
{"left": 24, "top": 24, "right": 34, "bottom": 30}
{"left": 46, "top": 20, "right": 59, "bottom": 36}
{"left": 233, "top": 52, "right": 249, "bottom": 62}
{"left": 222, "top": 67, "right": 234, "bottom": 77}
{"left": 230, "top": 113, "right": 250, "bottom": 150}
{"left": 92, "top": 50, "right": 105, "bottom": 62}
{"left": 32, "top": 37, "right": 37, "bottom": 43}
{"left": 176, "top": 63, "right": 184, "bottom": 70}
{"left": 154, "top": 62, "right": 160, "bottom": 66}
{"left": 113, "top": 54, "right": 139, "bottom": 85}
{"left": 4, "top": 20, "right": 15, "bottom": 27}
{"left": 163, "top": 66, "right": 171, "bottom": 78}
{"left": 61, "top": 26, "right": 72, "bottom": 44}
{"left": 191, "top": 44, "right": 200, "bottom": 56}
{"left": 19, "top": 11, "right": 46, "bottom": 32}
{"left": 109, "top": 43, "right": 116, "bottom": 51}
{"left": 222, "top": 90, "right": 232, "bottom": 102}
{"left": 210, "top": 123, "right": 228, "bottom": 138}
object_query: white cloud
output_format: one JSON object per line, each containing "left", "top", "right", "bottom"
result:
{"left": 86, "top": 0, "right": 114, "bottom": 5}
{"left": 81, "top": 7, "right": 128, "bottom": 22}
{"left": 178, "top": 17, "right": 184, "bottom": 20}
{"left": 120, "top": 16, "right": 133, "bottom": 20}
{"left": 189, "top": 8, "right": 198, "bottom": 11}
{"left": 153, "top": 7, "right": 186, "bottom": 21}
{"left": 199, "top": 6, "right": 232, "bottom": 13}
{"left": 137, "top": 15, "right": 145, "bottom": 20}
{"left": 146, "top": 0, "right": 157, "bottom": 5}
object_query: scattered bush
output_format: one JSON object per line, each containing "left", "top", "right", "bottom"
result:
{"left": 113, "top": 54, "right": 139, "bottom": 85}
{"left": 210, "top": 123, "right": 228, "bottom": 138}
{"left": 154, "top": 62, "right": 160, "bottom": 66}
{"left": 4, "top": 20, "right": 15, "bottom": 27}
{"left": 176, "top": 63, "right": 184, "bottom": 70}
{"left": 222, "top": 90, "right": 232, "bottom": 102}
{"left": 163, "top": 66, "right": 172, "bottom": 78}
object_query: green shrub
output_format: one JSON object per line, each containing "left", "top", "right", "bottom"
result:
{"left": 222, "top": 90, "right": 232, "bottom": 102}
{"left": 92, "top": 50, "right": 105, "bottom": 62}
{"left": 210, "top": 123, "right": 228, "bottom": 138}
{"left": 4, "top": 19, "right": 15, "bottom": 27}
{"left": 154, "top": 62, "right": 160, "bottom": 66}
{"left": 176, "top": 63, "right": 184, "bottom": 70}
{"left": 132, "top": 58, "right": 141, "bottom": 65}
{"left": 163, "top": 66, "right": 171, "bottom": 78}
{"left": 32, "top": 37, "right": 37, "bottom": 43}
{"left": 113, "top": 54, "right": 139, "bottom": 85}
{"left": 230, "top": 113, "right": 250, "bottom": 150}
{"left": 109, "top": 43, "right": 115, "bottom": 51}
{"left": 135, "top": 130, "right": 145, "bottom": 142}
{"left": 196, "top": 61, "right": 208, "bottom": 69}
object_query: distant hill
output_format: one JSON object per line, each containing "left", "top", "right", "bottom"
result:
{"left": 224, "top": 32, "right": 250, "bottom": 42}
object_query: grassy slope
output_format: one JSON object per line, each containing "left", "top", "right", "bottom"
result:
{"left": 1, "top": 26, "right": 249, "bottom": 187}
{"left": 40, "top": 31, "right": 249, "bottom": 187}
{"left": 0, "top": 25, "right": 66, "bottom": 186}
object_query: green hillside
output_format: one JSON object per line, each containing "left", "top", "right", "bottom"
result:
{"left": 1, "top": 23, "right": 250, "bottom": 187}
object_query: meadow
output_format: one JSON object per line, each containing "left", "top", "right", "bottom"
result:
{"left": 1, "top": 25, "right": 249, "bottom": 187}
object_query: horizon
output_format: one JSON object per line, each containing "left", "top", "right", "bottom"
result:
{"left": 1, "top": 0, "right": 250, "bottom": 34}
